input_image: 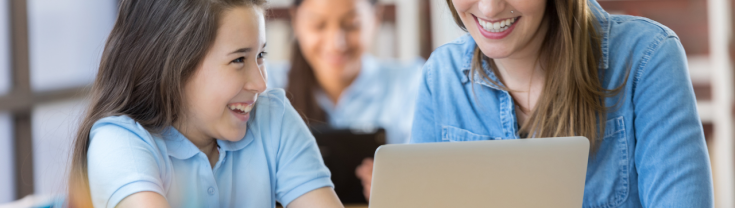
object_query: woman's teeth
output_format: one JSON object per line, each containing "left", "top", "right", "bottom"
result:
{"left": 478, "top": 17, "right": 516, "bottom": 33}
{"left": 228, "top": 103, "right": 253, "bottom": 114}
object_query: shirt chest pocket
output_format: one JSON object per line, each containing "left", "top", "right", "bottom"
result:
{"left": 441, "top": 125, "right": 501, "bottom": 142}
{"left": 582, "top": 116, "right": 630, "bottom": 208}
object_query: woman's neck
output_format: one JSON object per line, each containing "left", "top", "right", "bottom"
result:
{"left": 315, "top": 63, "right": 361, "bottom": 105}
{"left": 494, "top": 18, "right": 549, "bottom": 120}
{"left": 496, "top": 58, "right": 546, "bottom": 111}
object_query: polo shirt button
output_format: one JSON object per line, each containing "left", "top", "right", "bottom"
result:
{"left": 207, "top": 187, "right": 214, "bottom": 195}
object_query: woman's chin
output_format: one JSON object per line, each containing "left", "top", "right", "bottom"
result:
{"left": 478, "top": 46, "right": 514, "bottom": 60}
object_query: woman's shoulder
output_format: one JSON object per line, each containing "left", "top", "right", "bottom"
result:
{"left": 608, "top": 15, "right": 678, "bottom": 39}
{"left": 368, "top": 55, "right": 424, "bottom": 85}
{"left": 604, "top": 14, "right": 686, "bottom": 88}
{"left": 427, "top": 34, "right": 475, "bottom": 68}
{"left": 605, "top": 14, "right": 682, "bottom": 61}
{"left": 419, "top": 34, "right": 476, "bottom": 88}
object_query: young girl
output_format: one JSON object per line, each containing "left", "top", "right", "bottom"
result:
{"left": 411, "top": 0, "right": 714, "bottom": 207}
{"left": 67, "top": 0, "right": 343, "bottom": 207}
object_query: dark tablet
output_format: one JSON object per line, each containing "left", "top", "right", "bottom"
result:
{"left": 309, "top": 125, "right": 386, "bottom": 204}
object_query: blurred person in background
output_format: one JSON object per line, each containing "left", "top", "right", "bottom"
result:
{"left": 266, "top": 0, "right": 424, "bottom": 201}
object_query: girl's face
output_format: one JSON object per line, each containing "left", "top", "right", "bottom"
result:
{"left": 292, "top": 0, "right": 379, "bottom": 81}
{"left": 452, "top": 0, "right": 547, "bottom": 60}
{"left": 181, "top": 6, "right": 267, "bottom": 142}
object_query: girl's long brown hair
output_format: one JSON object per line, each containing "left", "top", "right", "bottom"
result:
{"left": 286, "top": 0, "right": 378, "bottom": 124}
{"left": 68, "top": 0, "right": 265, "bottom": 207}
{"left": 446, "top": 0, "right": 624, "bottom": 147}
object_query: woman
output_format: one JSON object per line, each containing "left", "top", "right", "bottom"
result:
{"left": 411, "top": 0, "right": 714, "bottom": 207}
{"left": 268, "top": 0, "right": 423, "bottom": 201}
{"left": 267, "top": 0, "right": 423, "bottom": 145}
{"left": 67, "top": 0, "right": 343, "bottom": 207}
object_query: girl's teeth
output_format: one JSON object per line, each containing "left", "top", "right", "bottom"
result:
{"left": 228, "top": 104, "right": 253, "bottom": 113}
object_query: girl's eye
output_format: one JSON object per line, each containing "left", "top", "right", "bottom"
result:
{"left": 232, "top": 57, "right": 245, "bottom": 63}
{"left": 257, "top": 52, "right": 268, "bottom": 59}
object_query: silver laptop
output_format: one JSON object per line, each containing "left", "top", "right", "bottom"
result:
{"left": 369, "top": 137, "right": 589, "bottom": 208}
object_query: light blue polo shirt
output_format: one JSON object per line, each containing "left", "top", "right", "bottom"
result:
{"left": 86, "top": 89, "right": 333, "bottom": 208}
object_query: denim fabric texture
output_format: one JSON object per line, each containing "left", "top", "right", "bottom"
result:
{"left": 409, "top": 0, "right": 714, "bottom": 207}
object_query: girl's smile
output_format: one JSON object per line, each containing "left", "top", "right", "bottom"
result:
{"left": 227, "top": 101, "right": 255, "bottom": 122}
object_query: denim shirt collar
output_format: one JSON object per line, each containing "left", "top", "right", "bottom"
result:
{"left": 163, "top": 118, "right": 255, "bottom": 159}
{"left": 460, "top": 0, "right": 611, "bottom": 87}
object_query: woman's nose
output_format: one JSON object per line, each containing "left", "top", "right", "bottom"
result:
{"left": 477, "top": 0, "right": 508, "bottom": 18}
{"left": 327, "top": 29, "right": 348, "bottom": 53}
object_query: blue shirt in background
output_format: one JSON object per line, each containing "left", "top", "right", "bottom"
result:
{"left": 410, "top": 0, "right": 714, "bottom": 207}
{"left": 86, "top": 89, "right": 333, "bottom": 208}
{"left": 267, "top": 55, "right": 424, "bottom": 144}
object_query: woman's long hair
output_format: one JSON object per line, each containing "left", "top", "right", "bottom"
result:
{"left": 446, "top": 0, "right": 624, "bottom": 147}
{"left": 67, "top": 0, "right": 265, "bottom": 207}
{"left": 286, "top": 0, "right": 378, "bottom": 124}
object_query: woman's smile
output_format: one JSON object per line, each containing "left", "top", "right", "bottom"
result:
{"left": 474, "top": 14, "right": 521, "bottom": 39}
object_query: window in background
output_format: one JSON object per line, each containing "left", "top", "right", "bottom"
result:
{"left": 429, "top": 0, "right": 466, "bottom": 50}
{"left": 0, "top": 0, "right": 11, "bottom": 96}
{"left": 0, "top": 112, "right": 14, "bottom": 203}
{"left": 32, "top": 98, "right": 89, "bottom": 196}
{"left": 265, "top": 19, "right": 292, "bottom": 62}
{"left": 27, "top": 0, "right": 116, "bottom": 92}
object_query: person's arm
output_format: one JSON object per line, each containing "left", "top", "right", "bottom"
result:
{"left": 632, "top": 36, "right": 714, "bottom": 207}
{"left": 116, "top": 192, "right": 169, "bottom": 208}
{"left": 287, "top": 187, "right": 343, "bottom": 208}
{"left": 355, "top": 158, "right": 374, "bottom": 200}
{"left": 409, "top": 60, "right": 441, "bottom": 144}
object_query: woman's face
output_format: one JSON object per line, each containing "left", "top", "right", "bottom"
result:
{"left": 181, "top": 6, "right": 267, "bottom": 143}
{"left": 292, "top": 0, "right": 378, "bottom": 81}
{"left": 452, "top": 0, "right": 548, "bottom": 60}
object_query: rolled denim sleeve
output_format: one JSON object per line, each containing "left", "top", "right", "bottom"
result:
{"left": 409, "top": 59, "right": 442, "bottom": 144}
{"left": 632, "top": 36, "right": 714, "bottom": 207}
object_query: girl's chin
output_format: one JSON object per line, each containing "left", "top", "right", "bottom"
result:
{"left": 220, "top": 131, "right": 247, "bottom": 142}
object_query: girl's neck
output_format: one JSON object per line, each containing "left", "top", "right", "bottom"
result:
{"left": 174, "top": 121, "right": 219, "bottom": 168}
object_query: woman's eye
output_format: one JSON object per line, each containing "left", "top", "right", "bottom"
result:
{"left": 232, "top": 57, "right": 245, "bottom": 63}
{"left": 257, "top": 52, "right": 268, "bottom": 59}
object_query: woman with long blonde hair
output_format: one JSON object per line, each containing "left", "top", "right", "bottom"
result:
{"left": 410, "top": 0, "right": 714, "bottom": 206}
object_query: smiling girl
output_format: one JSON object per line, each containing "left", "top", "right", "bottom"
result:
{"left": 67, "top": 0, "right": 342, "bottom": 207}
{"left": 411, "top": 0, "right": 714, "bottom": 207}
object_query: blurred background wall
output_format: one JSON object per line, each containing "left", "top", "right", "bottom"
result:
{"left": 0, "top": 0, "right": 733, "bottom": 207}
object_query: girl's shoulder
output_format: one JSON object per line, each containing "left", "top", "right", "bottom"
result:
{"left": 248, "top": 88, "right": 292, "bottom": 133}
{"left": 91, "top": 115, "right": 155, "bottom": 142}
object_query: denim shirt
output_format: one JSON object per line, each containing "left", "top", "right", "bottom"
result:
{"left": 409, "top": 1, "right": 714, "bottom": 207}
{"left": 267, "top": 55, "right": 424, "bottom": 144}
